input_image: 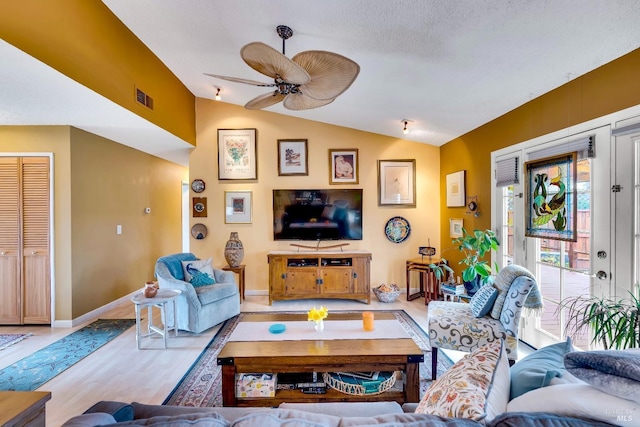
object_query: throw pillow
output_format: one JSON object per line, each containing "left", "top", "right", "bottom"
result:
{"left": 415, "top": 340, "right": 510, "bottom": 422}
{"left": 509, "top": 336, "right": 574, "bottom": 400}
{"left": 181, "top": 258, "right": 216, "bottom": 287}
{"left": 489, "top": 265, "right": 536, "bottom": 319}
{"left": 469, "top": 284, "right": 498, "bottom": 317}
{"left": 507, "top": 382, "right": 640, "bottom": 425}
{"left": 564, "top": 348, "right": 640, "bottom": 404}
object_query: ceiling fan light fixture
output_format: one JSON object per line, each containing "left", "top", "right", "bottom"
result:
{"left": 205, "top": 25, "right": 359, "bottom": 111}
{"left": 215, "top": 88, "right": 221, "bottom": 101}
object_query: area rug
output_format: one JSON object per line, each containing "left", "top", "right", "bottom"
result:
{"left": 0, "top": 318, "right": 136, "bottom": 391}
{"left": 0, "top": 333, "right": 32, "bottom": 350}
{"left": 163, "top": 310, "right": 453, "bottom": 407}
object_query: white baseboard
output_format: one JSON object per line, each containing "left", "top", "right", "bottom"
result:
{"left": 52, "top": 291, "right": 138, "bottom": 328}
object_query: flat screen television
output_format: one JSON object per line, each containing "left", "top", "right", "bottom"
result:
{"left": 273, "top": 189, "right": 363, "bottom": 240}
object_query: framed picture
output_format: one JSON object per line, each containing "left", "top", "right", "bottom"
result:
{"left": 450, "top": 218, "right": 464, "bottom": 238}
{"left": 446, "top": 170, "right": 466, "bottom": 207}
{"left": 328, "top": 149, "right": 359, "bottom": 184}
{"left": 217, "top": 129, "right": 257, "bottom": 180}
{"left": 277, "top": 139, "right": 308, "bottom": 176}
{"left": 224, "top": 191, "right": 252, "bottom": 224}
{"left": 524, "top": 152, "right": 577, "bottom": 242}
{"left": 192, "top": 197, "right": 207, "bottom": 217}
{"left": 377, "top": 159, "right": 416, "bottom": 206}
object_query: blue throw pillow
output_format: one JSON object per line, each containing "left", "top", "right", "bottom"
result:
{"left": 182, "top": 258, "right": 216, "bottom": 287}
{"left": 509, "top": 337, "right": 574, "bottom": 400}
{"left": 469, "top": 284, "right": 498, "bottom": 317}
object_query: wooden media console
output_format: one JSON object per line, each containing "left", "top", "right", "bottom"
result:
{"left": 267, "top": 251, "right": 371, "bottom": 305}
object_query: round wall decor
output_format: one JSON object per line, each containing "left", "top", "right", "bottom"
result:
{"left": 191, "top": 223, "right": 208, "bottom": 239}
{"left": 384, "top": 216, "right": 411, "bottom": 243}
{"left": 191, "top": 179, "right": 205, "bottom": 193}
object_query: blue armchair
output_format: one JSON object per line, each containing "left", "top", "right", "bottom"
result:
{"left": 154, "top": 253, "right": 240, "bottom": 333}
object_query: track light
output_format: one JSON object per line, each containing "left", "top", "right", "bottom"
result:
{"left": 215, "top": 88, "right": 222, "bottom": 101}
{"left": 401, "top": 119, "right": 412, "bottom": 134}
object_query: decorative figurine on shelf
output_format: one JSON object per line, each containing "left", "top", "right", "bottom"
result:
{"left": 419, "top": 239, "right": 436, "bottom": 261}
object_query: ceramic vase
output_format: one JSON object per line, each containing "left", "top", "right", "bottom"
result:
{"left": 314, "top": 320, "right": 324, "bottom": 333}
{"left": 224, "top": 232, "right": 244, "bottom": 267}
{"left": 143, "top": 282, "right": 158, "bottom": 298}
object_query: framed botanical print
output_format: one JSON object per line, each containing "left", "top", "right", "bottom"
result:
{"left": 218, "top": 129, "right": 257, "bottom": 180}
{"left": 278, "top": 139, "right": 308, "bottom": 176}
{"left": 524, "top": 152, "right": 577, "bottom": 241}
{"left": 329, "top": 149, "right": 358, "bottom": 184}
{"left": 377, "top": 159, "right": 416, "bottom": 206}
{"left": 224, "top": 191, "right": 252, "bottom": 224}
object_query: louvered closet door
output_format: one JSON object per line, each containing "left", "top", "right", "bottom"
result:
{"left": 22, "top": 157, "right": 50, "bottom": 324}
{"left": 0, "top": 157, "right": 21, "bottom": 324}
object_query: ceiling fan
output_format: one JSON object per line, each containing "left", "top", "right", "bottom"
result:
{"left": 205, "top": 25, "right": 360, "bottom": 110}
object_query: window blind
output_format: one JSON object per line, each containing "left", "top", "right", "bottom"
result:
{"left": 527, "top": 135, "right": 595, "bottom": 161}
{"left": 612, "top": 122, "right": 640, "bottom": 137}
{"left": 495, "top": 156, "right": 519, "bottom": 187}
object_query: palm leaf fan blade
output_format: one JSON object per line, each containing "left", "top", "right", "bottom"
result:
{"left": 245, "top": 92, "right": 286, "bottom": 110}
{"left": 241, "top": 42, "right": 310, "bottom": 84}
{"left": 283, "top": 93, "right": 334, "bottom": 110}
{"left": 292, "top": 50, "right": 360, "bottom": 100}
{"left": 203, "top": 73, "right": 271, "bottom": 87}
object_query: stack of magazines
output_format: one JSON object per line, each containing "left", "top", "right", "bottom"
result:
{"left": 441, "top": 283, "right": 465, "bottom": 295}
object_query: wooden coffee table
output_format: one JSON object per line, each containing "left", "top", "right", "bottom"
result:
{"left": 217, "top": 312, "right": 424, "bottom": 407}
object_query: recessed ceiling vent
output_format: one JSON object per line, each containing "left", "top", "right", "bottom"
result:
{"left": 135, "top": 87, "right": 154, "bottom": 110}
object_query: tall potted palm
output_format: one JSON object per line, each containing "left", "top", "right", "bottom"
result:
{"left": 559, "top": 289, "right": 640, "bottom": 350}
{"left": 452, "top": 228, "right": 500, "bottom": 295}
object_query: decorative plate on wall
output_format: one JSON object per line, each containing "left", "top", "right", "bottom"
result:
{"left": 191, "top": 179, "right": 205, "bottom": 193}
{"left": 191, "top": 223, "right": 208, "bottom": 240}
{"left": 384, "top": 216, "right": 411, "bottom": 243}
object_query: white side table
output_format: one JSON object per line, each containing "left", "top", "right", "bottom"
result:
{"left": 131, "top": 288, "right": 181, "bottom": 350}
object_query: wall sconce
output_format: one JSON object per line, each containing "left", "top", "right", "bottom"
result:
{"left": 215, "top": 88, "right": 222, "bottom": 101}
{"left": 401, "top": 119, "right": 413, "bottom": 135}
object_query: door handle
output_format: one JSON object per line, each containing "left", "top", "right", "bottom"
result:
{"left": 592, "top": 271, "right": 608, "bottom": 280}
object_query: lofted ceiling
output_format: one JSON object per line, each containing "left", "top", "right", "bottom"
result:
{"left": 2, "top": 1, "right": 640, "bottom": 166}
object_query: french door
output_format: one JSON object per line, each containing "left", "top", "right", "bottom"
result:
{"left": 493, "top": 125, "right": 611, "bottom": 350}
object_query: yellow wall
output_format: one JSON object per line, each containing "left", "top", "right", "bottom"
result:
{"left": 192, "top": 99, "right": 441, "bottom": 293}
{"left": 0, "top": 126, "right": 187, "bottom": 321}
{"left": 69, "top": 128, "right": 187, "bottom": 318}
{"left": 0, "top": 1, "right": 196, "bottom": 145}
{"left": 440, "top": 47, "right": 640, "bottom": 272}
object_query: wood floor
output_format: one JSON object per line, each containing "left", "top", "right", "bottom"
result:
{"left": 0, "top": 293, "right": 439, "bottom": 427}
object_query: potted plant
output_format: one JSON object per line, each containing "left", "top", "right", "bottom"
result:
{"left": 559, "top": 289, "right": 640, "bottom": 350}
{"left": 452, "top": 228, "right": 500, "bottom": 295}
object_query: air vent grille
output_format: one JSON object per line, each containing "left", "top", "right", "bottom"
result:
{"left": 135, "top": 87, "right": 154, "bottom": 110}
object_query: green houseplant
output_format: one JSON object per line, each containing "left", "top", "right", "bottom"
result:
{"left": 559, "top": 289, "right": 640, "bottom": 350}
{"left": 452, "top": 228, "right": 500, "bottom": 294}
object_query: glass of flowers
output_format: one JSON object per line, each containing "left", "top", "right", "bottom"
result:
{"left": 307, "top": 306, "right": 329, "bottom": 332}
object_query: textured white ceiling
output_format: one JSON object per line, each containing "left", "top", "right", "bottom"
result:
{"left": 2, "top": 1, "right": 640, "bottom": 165}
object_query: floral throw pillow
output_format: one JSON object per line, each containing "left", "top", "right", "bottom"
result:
{"left": 416, "top": 340, "right": 510, "bottom": 422}
{"left": 182, "top": 258, "right": 216, "bottom": 287}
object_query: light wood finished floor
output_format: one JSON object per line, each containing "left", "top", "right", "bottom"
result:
{"left": 0, "top": 294, "right": 524, "bottom": 426}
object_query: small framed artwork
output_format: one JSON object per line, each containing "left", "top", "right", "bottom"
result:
{"left": 446, "top": 170, "right": 466, "bottom": 207}
{"left": 377, "top": 159, "right": 416, "bottom": 206}
{"left": 224, "top": 191, "right": 252, "bottom": 224}
{"left": 450, "top": 218, "right": 464, "bottom": 238}
{"left": 218, "top": 128, "right": 257, "bottom": 180}
{"left": 277, "top": 139, "right": 308, "bottom": 176}
{"left": 329, "top": 149, "right": 358, "bottom": 184}
{"left": 524, "top": 152, "right": 577, "bottom": 241}
{"left": 192, "top": 197, "right": 207, "bottom": 217}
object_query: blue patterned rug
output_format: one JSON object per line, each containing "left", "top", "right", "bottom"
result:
{"left": 163, "top": 310, "right": 453, "bottom": 407}
{"left": 0, "top": 318, "right": 135, "bottom": 391}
